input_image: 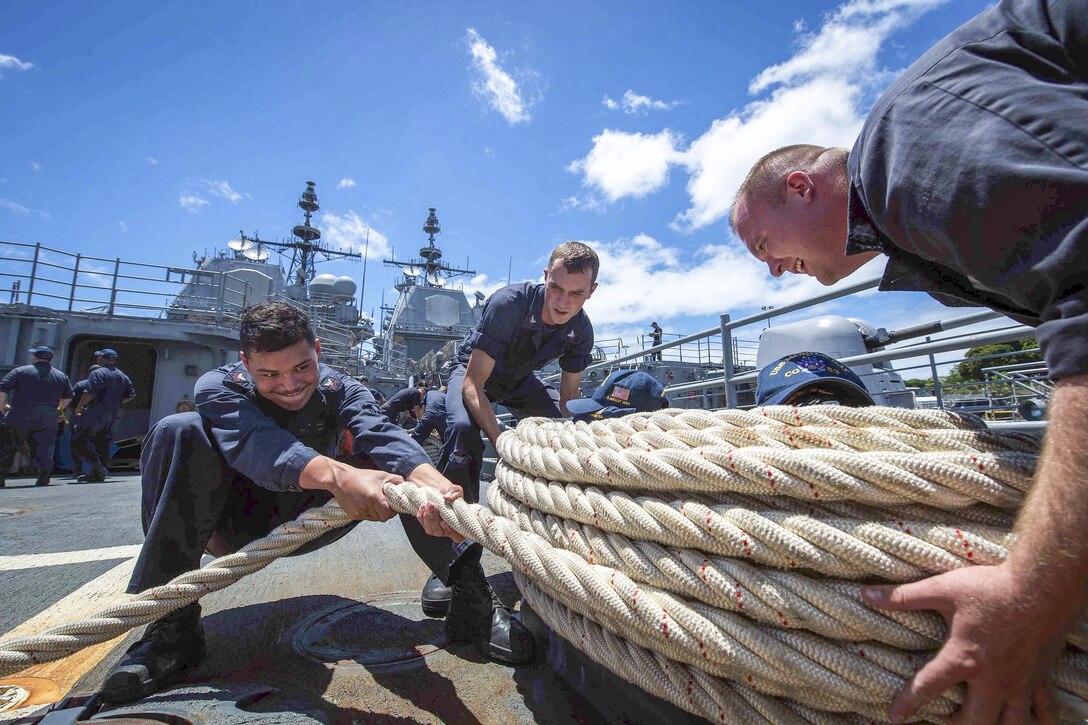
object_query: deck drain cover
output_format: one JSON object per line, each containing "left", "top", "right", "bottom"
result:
{"left": 292, "top": 594, "right": 450, "bottom": 671}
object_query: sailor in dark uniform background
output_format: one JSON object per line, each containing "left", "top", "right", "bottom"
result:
{"left": 73, "top": 348, "right": 135, "bottom": 482}
{"left": 410, "top": 388, "right": 447, "bottom": 445}
{"left": 409, "top": 242, "right": 598, "bottom": 624}
{"left": 379, "top": 385, "right": 426, "bottom": 426}
{"left": 101, "top": 301, "right": 530, "bottom": 704}
{"left": 68, "top": 364, "right": 101, "bottom": 478}
{"left": 0, "top": 346, "right": 73, "bottom": 487}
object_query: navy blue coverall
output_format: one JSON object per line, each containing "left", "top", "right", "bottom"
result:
{"left": 846, "top": 0, "right": 1088, "bottom": 381}
{"left": 410, "top": 390, "right": 447, "bottom": 445}
{"left": 0, "top": 362, "right": 73, "bottom": 475}
{"left": 128, "top": 361, "right": 462, "bottom": 593}
{"left": 69, "top": 378, "right": 93, "bottom": 475}
{"left": 439, "top": 281, "right": 594, "bottom": 500}
{"left": 78, "top": 365, "right": 134, "bottom": 475}
{"left": 379, "top": 387, "right": 424, "bottom": 426}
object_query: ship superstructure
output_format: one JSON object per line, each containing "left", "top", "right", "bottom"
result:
{"left": 359, "top": 207, "right": 483, "bottom": 392}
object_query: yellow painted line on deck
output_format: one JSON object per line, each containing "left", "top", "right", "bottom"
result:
{"left": 1, "top": 559, "right": 137, "bottom": 705}
{"left": 0, "top": 545, "right": 143, "bottom": 572}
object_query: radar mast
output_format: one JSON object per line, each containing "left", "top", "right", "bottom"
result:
{"left": 235, "top": 181, "right": 363, "bottom": 300}
{"left": 383, "top": 207, "right": 475, "bottom": 291}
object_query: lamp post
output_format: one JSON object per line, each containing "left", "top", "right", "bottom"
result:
{"left": 761, "top": 305, "right": 775, "bottom": 328}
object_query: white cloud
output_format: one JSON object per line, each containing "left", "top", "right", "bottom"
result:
{"left": 118, "top": 221, "right": 128, "bottom": 232}
{"left": 179, "top": 195, "right": 209, "bottom": 213}
{"left": 29, "top": 161, "right": 41, "bottom": 172}
{"left": 568, "top": 129, "right": 683, "bottom": 203}
{"left": 602, "top": 89, "right": 682, "bottom": 114}
{"left": 338, "top": 178, "right": 357, "bottom": 189}
{"left": 320, "top": 211, "right": 391, "bottom": 260}
{"left": 1, "top": 199, "right": 31, "bottom": 215}
{"left": 464, "top": 273, "right": 523, "bottom": 305}
{"left": 0, "top": 54, "right": 34, "bottom": 75}
{"left": 582, "top": 233, "right": 886, "bottom": 333}
{"left": 558, "top": 195, "right": 606, "bottom": 214}
{"left": 0, "top": 198, "right": 49, "bottom": 220}
{"left": 201, "top": 179, "right": 244, "bottom": 203}
{"left": 569, "top": 0, "right": 949, "bottom": 232}
{"left": 466, "top": 28, "right": 531, "bottom": 125}
{"left": 483, "top": 146, "right": 495, "bottom": 159}
{"left": 145, "top": 156, "right": 158, "bottom": 165}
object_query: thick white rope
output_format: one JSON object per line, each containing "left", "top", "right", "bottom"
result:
{"left": 0, "top": 501, "right": 353, "bottom": 676}
{"left": 492, "top": 463, "right": 1013, "bottom": 579}
{"left": 498, "top": 410, "right": 1034, "bottom": 508}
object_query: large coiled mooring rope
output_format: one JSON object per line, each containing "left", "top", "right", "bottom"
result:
{"left": 1, "top": 406, "right": 1085, "bottom": 723}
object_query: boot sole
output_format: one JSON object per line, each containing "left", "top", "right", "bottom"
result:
{"left": 100, "top": 659, "right": 197, "bottom": 703}
{"left": 421, "top": 599, "right": 451, "bottom": 618}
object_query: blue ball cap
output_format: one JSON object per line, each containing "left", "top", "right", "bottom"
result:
{"left": 95, "top": 348, "right": 119, "bottom": 360}
{"left": 756, "top": 351, "right": 874, "bottom": 407}
{"left": 29, "top": 345, "right": 54, "bottom": 360}
{"left": 568, "top": 369, "right": 668, "bottom": 417}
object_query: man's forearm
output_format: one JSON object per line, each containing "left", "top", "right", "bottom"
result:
{"left": 298, "top": 455, "right": 342, "bottom": 492}
{"left": 1005, "top": 375, "right": 1088, "bottom": 630}
{"left": 559, "top": 374, "right": 581, "bottom": 418}
{"left": 76, "top": 392, "right": 93, "bottom": 413}
{"left": 463, "top": 380, "right": 502, "bottom": 445}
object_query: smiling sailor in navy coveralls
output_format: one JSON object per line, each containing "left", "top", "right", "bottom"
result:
{"left": 408, "top": 242, "right": 598, "bottom": 622}
{"left": 100, "top": 302, "right": 533, "bottom": 704}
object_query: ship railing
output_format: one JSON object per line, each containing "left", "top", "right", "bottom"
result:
{"left": 546, "top": 273, "right": 1043, "bottom": 423}
{"left": 0, "top": 241, "right": 260, "bottom": 325}
{"left": 385, "top": 321, "right": 475, "bottom": 337}
{"left": 636, "top": 332, "right": 717, "bottom": 364}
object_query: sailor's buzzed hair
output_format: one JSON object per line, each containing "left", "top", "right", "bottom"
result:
{"left": 240, "top": 301, "right": 315, "bottom": 353}
{"left": 729, "top": 145, "right": 849, "bottom": 233}
{"left": 548, "top": 241, "right": 600, "bottom": 283}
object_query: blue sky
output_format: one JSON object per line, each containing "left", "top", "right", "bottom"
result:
{"left": 2, "top": 0, "right": 1000, "bottom": 370}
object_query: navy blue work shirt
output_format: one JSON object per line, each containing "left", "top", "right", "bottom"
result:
{"left": 71, "top": 379, "right": 92, "bottom": 416}
{"left": 194, "top": 361, "right": 431, "bottom": 493}
{"left": 411, "top": 390, "right": 447, "bottom": 444}
{"left": 380, "top": 387, "right": 424, "bottom": 423}
{"left": 83, "top": 365, "right": 135, "bottom": 422}
{"left": 455, "top": 282, "right": 594, "bottom": 397}
{"left": 0, "top": 363, "right": 73, "bottom": 413}
{"left": 847, "top": 0, "right": 1088, "bottom": 380}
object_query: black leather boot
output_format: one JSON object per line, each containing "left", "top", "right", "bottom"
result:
{"left": 34, "top": 470, "right": 50, "bottom": 486}
{"left": 101, "top": 603, "right": 205, "bottom": 702}
{"left": 421, "top": 573, "right": 453, "bottom": 618}
{"left": 444, "top": 547, "right": 535, "bottom": 665}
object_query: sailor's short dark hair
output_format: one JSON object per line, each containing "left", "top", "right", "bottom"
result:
{"left": 548, "top": 241, "right": 600, "bottom": 283}
{"left": 240, "top": 302, "right": 315, "bottom": 353}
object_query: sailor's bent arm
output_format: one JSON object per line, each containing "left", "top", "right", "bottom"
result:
{"left": 76, "top": 392, "right": 94, "bottom": 414}
{"left": 464, "top": 349, "right": 502, "bottom": 446}
{"left": 338, "top": 377, "right": 430, "bottom": 478}
{"left": 558, "top": 370, "right": 582, "bottom": 418}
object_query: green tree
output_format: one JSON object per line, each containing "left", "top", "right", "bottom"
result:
{"left": 949, "top": 337, "right": 1042, "bottom": 382}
